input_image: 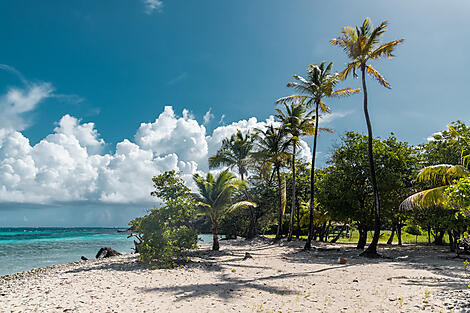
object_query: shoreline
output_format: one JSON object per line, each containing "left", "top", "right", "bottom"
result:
{"left": 0, "top": 252, "right": 135, "bottom": 281}
{"left": 1, "top": 239, "right": 469, "bottom": 312}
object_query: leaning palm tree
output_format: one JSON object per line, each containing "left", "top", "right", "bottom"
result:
{"left": 277, "top": 61, "right": 359, "bottom": 250}
{"left": 193, "top": 170, "right": 256, "bottom": 251}
{"left": 275, "top": 103, "right": 315, "bottom": 241}
{"left": 401, "top": 126, "right": 470, "bottom": 210}
{"left": 209, "top": 130, "right": 257, "bottom": 238}
{"left": 252, "top": 125, "right": 291, "bottom": 241}
{"left": 331, "top": 18, "right": 404, "bottom": 256}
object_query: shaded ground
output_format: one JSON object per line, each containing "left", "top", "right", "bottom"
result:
{"left": 0, "top": 238, "right": 469, "bottom": 312}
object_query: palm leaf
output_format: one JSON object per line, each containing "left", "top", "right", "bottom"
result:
{"left": 399, "top": 186, "right": 447, "bottom": 210}
{"left": 330, "top": 88, "right": 361, "bottom": 98}
{"left": 416, "top": 164, "right": 470, "bottom": 185}
{"left": 366, "top": 65, "right": 391, "bottom": 89}
{"left": 228, "top": 200, "right": 257, "bottom": 212}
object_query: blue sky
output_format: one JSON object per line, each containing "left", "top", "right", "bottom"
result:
{"left": 0, "top": 0, "right": 468, "bottom": 226}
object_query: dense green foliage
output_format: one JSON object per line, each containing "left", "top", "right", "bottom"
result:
{"left": 129, "top": 171, "right": 197, "bottom": 267}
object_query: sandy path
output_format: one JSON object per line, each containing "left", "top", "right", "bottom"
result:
{"left": 0, "top": 239, "right": 468, "bottom": 312}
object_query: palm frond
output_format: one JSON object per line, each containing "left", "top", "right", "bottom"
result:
{"left": 340, "top": 61, "right": 360, "bottom": 80}
{"left": 276, "top": 95, "right": 311, "bottom": 106}
{"left": 416, "top": 164, "right": 470, "bottom": 185}
{"left": 370, "top": 39, "right": 404, "bottom": 60}
{"left": 399, "top": 186, "right": 447, "bottom": 210}
{"left": 330, "top": 88, "right": 361, "bottom": 98}
{"left": 318, "top": 101, "right": 331, "bottom": 113}
{"left": 228, "top": 200, "right": 257, "bottom": 212}
{"left": 366, "top": 65, "right": 391, "bottom": 89}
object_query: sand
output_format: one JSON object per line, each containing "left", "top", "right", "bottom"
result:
{"left": 1, "top": 238, "right": 469, "bottom": 313}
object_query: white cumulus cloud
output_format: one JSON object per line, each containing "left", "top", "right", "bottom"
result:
{"left": 0, "top": 104, "right": 312, "bottom": 206}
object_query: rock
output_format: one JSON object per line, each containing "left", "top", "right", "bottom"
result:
{"left": 339, "top": 257, "right": 347, "bottom": 264}
{"left": 81, "top": 256, "right": 88, "bottom": 261}
{"left": 243, "top": 252, "right": 253, "bottom": 260}
{"left": 95, "top": 247, "right": 121, "bottom": 259}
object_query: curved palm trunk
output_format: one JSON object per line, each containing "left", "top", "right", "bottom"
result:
{"left": 211, "top": 219, "right": 219, "bottom": 251}
{"left": 288, "top": 144, "right": 297, "bottom": 241}
{"left": 275, "top": 166, "right": 283, "bottom": 241}
{"left": 360, "top": 64, "right": 381, "bottom": 258}
{"left": 305, "top": 100, "right": 320, "bottom": 250}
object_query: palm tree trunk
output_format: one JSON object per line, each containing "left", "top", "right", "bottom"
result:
{"left": 241, "top": 172, "right": 256, "bottom": 239}
{"left": 212, "top": 220, "right": 219, "bottom": 251}
{"left": 305, "top": 100, "right": 320, "bottom": 250}
{"left": 387, "top": 222, "right": 396, "bottom": 245}
{"left": 288, "top": 144, "right": 296, "bottom": 241}
{"left": 275, "top": 167, "right": 283, "bottom": 241}
{"left": 360, "top": 64, "right": 381, "bottom": 258}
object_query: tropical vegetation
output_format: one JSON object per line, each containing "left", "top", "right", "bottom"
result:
{"left": 129, "top": 18, "right": 470, "bottom": 267}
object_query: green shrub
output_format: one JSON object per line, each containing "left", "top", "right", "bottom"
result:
{"left": 129, "top": 171, "right": 198, "bottom": 268}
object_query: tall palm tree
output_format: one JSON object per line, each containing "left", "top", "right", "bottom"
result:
{"left": 193, "top": 170, "right": 256, "bottom": 251}
{"left": 252, "top": 125, "right": 291, "bottom": 241}
{"left": 277, "top": 61, "right": 359, "bottom": 250}
{"left": 208, "top": 130, "right": 257, "bottom": 238}
{"left": 331, "top": 18, "right": 404, "bottom": 256}
{"left": 275, "top": 103, "right": 315, "bottom": 241}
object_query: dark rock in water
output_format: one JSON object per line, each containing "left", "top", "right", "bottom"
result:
{"left": 96, "top": 247, "right": 122, "bottom": 259}
{"left": 81, "top": 256, "right": 88, "bottom": 261}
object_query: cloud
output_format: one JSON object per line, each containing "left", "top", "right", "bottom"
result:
{"left": 0, "top": 83, "right": 53, "bottom": 131}
{"left": 319, "top": 110, "right": 354, "bottom": 125}
{"left": 203, "top": 108, "right": 214, "bottom": 125}
{"left": 0, "top": 106, "right": 311, "bottom": 207}
{"left": 143, "top": 0, "right": 163, "bottom": 14}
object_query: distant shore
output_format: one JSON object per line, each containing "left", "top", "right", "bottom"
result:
{"left": 1, "top": 238, "right": 468, "bottom": 312}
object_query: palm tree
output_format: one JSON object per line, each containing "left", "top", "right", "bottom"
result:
{"left": 193, "top": 170, "right": 256, "bottom": 251}
{"left": 277, "top": 61, "right": 359, "bottom": 250}
{"left": 209, "top": 130, "right": 253, "bottom": 181}
{"left": 331, "top": 18, "right": 404, "bottom": 256}
{"left": 275, "top": 103, "right": 315, "bottom": 241}
{"left": 208, "top": 130, "right": 257, "bottom": 238}
{"left": 252, "top": 125, "right": 291, "bottom": 241}
{"left": 401, "top": 126, "right": 470, "bottom": 210}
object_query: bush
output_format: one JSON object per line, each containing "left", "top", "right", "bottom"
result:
{"left": 129, "top": 171, "right": 198, "bottom": 268}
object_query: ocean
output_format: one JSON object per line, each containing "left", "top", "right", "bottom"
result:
{"left": 0, "top": 227, "right": 215, "bottom": 276}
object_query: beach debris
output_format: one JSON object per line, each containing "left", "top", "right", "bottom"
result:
{"left": 243, "top": 252, "right": 253, "bottom": 260}
{"left": 338, "top": 257, "right": 347, "bottom": 264}
{"left": 80, "top": 256, "right": 88, "bottom": 261}
{"left": 95, "top": 247, "right": 122, "bottom": 259}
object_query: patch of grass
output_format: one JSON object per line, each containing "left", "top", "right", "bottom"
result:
{"left": 266, "top": 230, "right": 450, "bottom": 244}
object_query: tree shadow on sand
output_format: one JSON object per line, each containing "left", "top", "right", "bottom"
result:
{"left": 281, "top": 241, "right": 469, "bottom": 290}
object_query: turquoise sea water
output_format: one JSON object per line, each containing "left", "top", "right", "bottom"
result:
{"left": 0, "top": 228, "right": 214, "bottom": 276}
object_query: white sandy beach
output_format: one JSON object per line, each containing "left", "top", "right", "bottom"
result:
{"left": 1, "top": 238, "right": 469, "bottom": 313}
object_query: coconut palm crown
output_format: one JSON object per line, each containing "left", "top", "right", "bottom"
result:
{"left": 330, "top": 18, "right": 404, "bottom": 86}
{"left": 208, "top": 130, "right": 253, "bottom": 181}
